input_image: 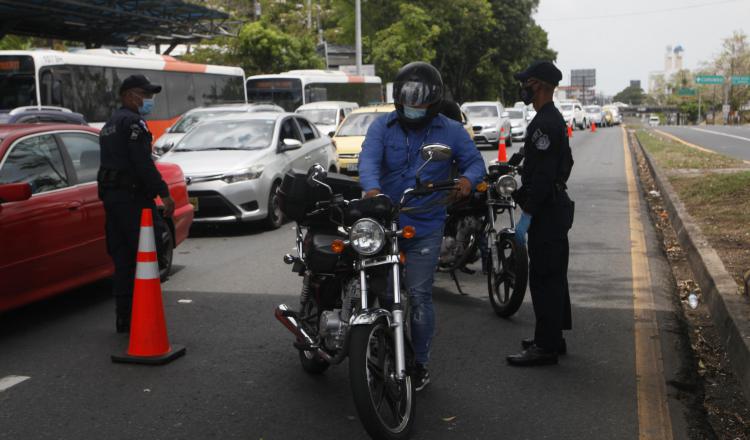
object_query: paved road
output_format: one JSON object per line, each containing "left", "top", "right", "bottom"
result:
{"left": 658, "top": 124, "right": 750, "bottom": 161}
{"left": 0, "top": 126, "right": 699, "bottom": 439}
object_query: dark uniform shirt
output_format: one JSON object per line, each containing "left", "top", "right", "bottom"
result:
{"left": 98, "top": 107, "right": 168, "bottom": 200}
{"left": 516, "top": 101, "right": 574, "bottom": 240}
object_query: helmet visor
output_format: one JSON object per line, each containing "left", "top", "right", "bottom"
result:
{"left": 394, "top": 81, "right": 442, "bottom": 106}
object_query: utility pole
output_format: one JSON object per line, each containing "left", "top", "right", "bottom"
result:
{"left": 307, "top": 0, "right": 312, "bottom": 30}
{"left": 355, "top": 0, "right": 362, "bottom": 75}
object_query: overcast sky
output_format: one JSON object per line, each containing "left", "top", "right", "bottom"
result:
{"left": 533, "top": 0, "right": 750, "bottom": 95}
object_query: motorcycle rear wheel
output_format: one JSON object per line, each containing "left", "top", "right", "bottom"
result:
{"left": 487, "top": 235, "right": 528, "bottom": 317}
{"left": 349, "top": 319, "right": 415, "bottom": 440}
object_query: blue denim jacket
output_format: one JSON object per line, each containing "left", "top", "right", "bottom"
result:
{"left": 358, "top": 111, "right": 486, "bottom": 236}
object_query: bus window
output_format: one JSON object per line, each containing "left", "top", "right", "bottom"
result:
{"left": 216, "top": 75, "right": 245, "bottom": 103}
{"left": 164, "top": 71, "right": 196, "bottom": 117}
{"left": 0, "top": 55, "right": 36, "bottom": 109}
{"left": 305, "top": 86, "right": 328, "bottom": 103}
{"left": 246, "top": 78, "right": 302, "bottom": 111}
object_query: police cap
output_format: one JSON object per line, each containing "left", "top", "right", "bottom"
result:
{"left": 119, "top": 74, "right": 162, "bottom": 95}
{"left": 514, "top": 61, "right": 562, "bottom": 86}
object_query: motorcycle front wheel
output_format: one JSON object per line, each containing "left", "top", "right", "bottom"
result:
{"left": 349, "top": 319, "right": 415, "bottom": 440}
{"left": 487, "top": 235, "right": 528, "bottom": 317}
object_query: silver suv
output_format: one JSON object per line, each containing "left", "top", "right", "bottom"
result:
{"left": 461, "top": 101, "right": 513, "bottom": 148}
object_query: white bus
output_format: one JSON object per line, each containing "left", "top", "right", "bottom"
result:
{"left": 0, "top": 49, "right": 246, "bottom": 138}
{"left": 246, "top": 70, "right": 382, "bottom": 112}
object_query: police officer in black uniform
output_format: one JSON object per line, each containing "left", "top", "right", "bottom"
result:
{"left": 506, "top": 61, "right": 574, "bottom": 366}
{"left": 98, "top": 74, "right": 174, "bottom": 333}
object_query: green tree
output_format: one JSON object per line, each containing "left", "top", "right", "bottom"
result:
{"left": 614, "top": 85, "right": 646, "bottom": 105}
{"left": 0, "top": 35, "right": 34, "bottom": 50}
{"left": 714, "top": 30, "right": 750, "bottom": 113}
{"left": 370, "top": 3, "right": 440, "bottom": 82}
{"left": 185, "top": 22, "right": 324, "bottom": 75}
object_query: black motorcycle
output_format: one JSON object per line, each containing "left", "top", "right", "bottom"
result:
{"left": 274, "top": 144, "right": 456, "bottom": 440}
{"left": 438, "top": 158, "right": 528, "bottom": 317}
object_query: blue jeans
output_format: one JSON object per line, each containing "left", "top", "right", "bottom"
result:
{"left": 392, "top": 227, "right": 443, "bottom": 366}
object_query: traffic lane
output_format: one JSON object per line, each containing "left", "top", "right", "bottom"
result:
{"left": 164, "top": 222, "right": 302, "bottom": 296}
{"left": 0, "top": 289, "right": 642, "bottom": 439}
{"left": 658, "top": 125, "right": 750, "bottom": 161}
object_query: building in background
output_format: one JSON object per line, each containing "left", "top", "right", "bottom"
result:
{"left": 649, "top": 45, "right": 685, "bottom": 94}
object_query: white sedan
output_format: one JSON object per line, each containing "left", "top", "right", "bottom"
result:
{"left": 159, "top": 112, "right": 337, "bottom": 228}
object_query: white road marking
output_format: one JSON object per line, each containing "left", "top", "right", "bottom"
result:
{"left": 691, "top": 127, "right": 750, "bottom": 143}
{"left": 178, "top": 299, "right": 193, "bottom": 304}
{"left": 0, "top": 375, "right": 30, "bottom": 392}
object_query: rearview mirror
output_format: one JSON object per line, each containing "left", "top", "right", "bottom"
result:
{"left": 282, "top": 138, "right": 303, "bottom": 151}
{"left": 0, "top": 183, "right": 32, "bottom": 204}
{"left": 419, "top": 143, "right": 453, "bottom": 162}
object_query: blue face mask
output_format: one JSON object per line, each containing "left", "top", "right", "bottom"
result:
{"left": 403, "top": 105, "right": 427, "bottom": 120}
{"left": 139, "top": 98, "right": 155, "bottom": 116}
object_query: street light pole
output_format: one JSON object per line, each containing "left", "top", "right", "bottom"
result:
{"left": 355, "top": 0, "right": 362, "bottom": 75}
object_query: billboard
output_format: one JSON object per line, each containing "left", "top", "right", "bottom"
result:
{"left": 571, "top": 69, "right": 596, "bottom": 87}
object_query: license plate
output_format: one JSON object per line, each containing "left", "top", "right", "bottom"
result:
{"left": 347, "top": 163, "right": 358, "bottom": 171}
{"left": 189, "top": 197, "right": 199, "bottom": 211}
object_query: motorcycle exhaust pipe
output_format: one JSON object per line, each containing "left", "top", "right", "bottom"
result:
{"left": 274, "top": 304, "right": 332, "bottom": 362}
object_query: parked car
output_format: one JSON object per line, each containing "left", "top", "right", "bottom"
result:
{"left": 0, "top": 124, "right": 193, "bottom": 313}
{"left": 558, "top": 100, "right": 587, "bottom": 130}
{"left": 153, "top": 103, "right": 285, "bottom": 156}
{"left": 461, "top": 101, "right": 513, "bottom": 148}
{"left": 333, "top": 104, "right": 395, "bottom": 176}
{"left": 0, "top": 106, "right": 87, "bottom": 125}
{"left": 160, "top": 112, "right": 337, "bottom": 228}
{"left": 648, "top": 115, "right": 660, "bottom": 127}
{"left": 295, "top": 101, "right": 359, "bottom": 137}
{"left": 584, "top": 105, "right": 605, "bottom": 126}
{"left": 505, "top": 107, "right": 528, "bottom": 141}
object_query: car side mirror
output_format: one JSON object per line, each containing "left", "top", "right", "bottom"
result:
{"left": 0, "top": 182, "right": 32, "bottom": 204}
{"left": 328, "top": 131, "right": 335, "bottom": 138}
{"left": 281, "top": 138, "right": 303, "bottom": 151}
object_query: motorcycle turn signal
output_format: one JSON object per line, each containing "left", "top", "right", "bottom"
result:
{"left": 331, "top": 239, "right": 347, "bottom": 254}
{"left": 400, "top": 225, "right": 416, "bottom": 239}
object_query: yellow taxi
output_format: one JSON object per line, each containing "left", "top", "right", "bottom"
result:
{"left": 333, "top": 104, "right": 395, "bottom": 177}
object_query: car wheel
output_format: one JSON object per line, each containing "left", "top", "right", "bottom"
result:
{"left": 158, "top": 225, "right": 174, "bottom": 282}
{"left": 264, "top": 181, "right": 284, "bottom": 230}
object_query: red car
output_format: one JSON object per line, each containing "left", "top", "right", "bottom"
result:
{"left": 0, "top": 124, "right": 193, "bottom": 313}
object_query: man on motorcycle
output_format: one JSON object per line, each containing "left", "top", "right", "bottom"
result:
{"left": 358, "top": 62, "right": 486, "bottom": 390}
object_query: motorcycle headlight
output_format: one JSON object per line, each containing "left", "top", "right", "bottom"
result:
{"left": 222, "top": 164, "right": 264, "bottom": 184}
{"left": 349, "top": 218, "right": 386, "bottom": 256}
{"left": 495, "top": 174, "right": 517, "bottom": 197}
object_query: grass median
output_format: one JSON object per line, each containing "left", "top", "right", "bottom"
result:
{"left": 637, "top": 129, "right": 750, "bottom": 292}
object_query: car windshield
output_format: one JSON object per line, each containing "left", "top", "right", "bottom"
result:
{"left": 171, "top": 109, "right": 243, "bottom": 133}
{"left": 560, "top": 104, "right": 574, "bottom": 111}
{"left": 174, "top": 119, "right": 276, "bottom": 151}
{"left": 585, "top": 106, "right": 601, "bottom": 113}
{"left": 463, "top": 106, "right": 498, "bottom": 117}
{"left": 297, "top": 109, "right": 337, "bottom": 125}
{"left": 336, "top": 112, "right": 383, "bottom": 136}
{"left": 507, "top": 110, "right": 524, "bottom": 119}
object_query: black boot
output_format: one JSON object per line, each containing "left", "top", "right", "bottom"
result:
{"left": 116, "top": 314, "right": 131, "bottom": 333}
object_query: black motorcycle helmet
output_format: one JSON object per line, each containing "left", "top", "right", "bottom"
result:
{"left": 393, "top": 62, "right": 444, "bottom": 127}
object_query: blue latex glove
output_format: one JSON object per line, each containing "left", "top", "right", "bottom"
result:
{"left": 514, "top": 212, "right": 532, "bottom": 246}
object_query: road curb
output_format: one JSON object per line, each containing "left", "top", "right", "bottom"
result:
{"left": 632, "top": 131, "right": 750, "bottom": 402}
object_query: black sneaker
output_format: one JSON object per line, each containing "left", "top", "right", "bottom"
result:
{"left": 413, "top": 364, "right": 430, "bottom": 391}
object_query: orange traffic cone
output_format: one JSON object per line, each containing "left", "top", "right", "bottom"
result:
{"left": 497, "top": 129, "right": 508, "bottom": 163}
{"left": 112, "top": 209, "right": 185, "bottom": 365}
{"left": 567, "top": 124, "right": 573, "bottom": 138}
{"left": 591, "top": 121, "right": 597, "bottom": 132}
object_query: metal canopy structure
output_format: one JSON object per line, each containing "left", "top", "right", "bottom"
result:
{"left": 0, "top": 0, "right": 235, "bottom": 51}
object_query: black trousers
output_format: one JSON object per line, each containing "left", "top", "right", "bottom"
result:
{"left": 103, "top": 193, "right": 165, "bottom": 318}
{"left": 527, "top": 234, "right": 572, "bottom": 352}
